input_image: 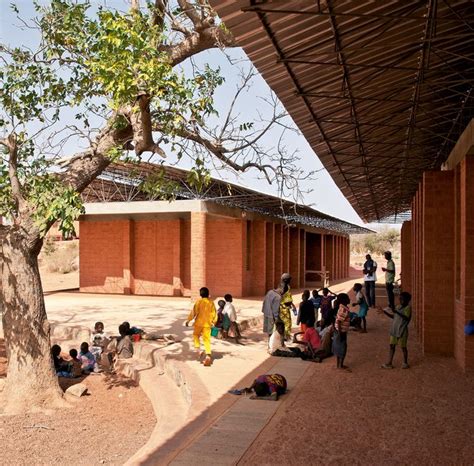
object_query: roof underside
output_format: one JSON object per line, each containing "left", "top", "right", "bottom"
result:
{"left": 210, "top": 0, "right": 474, "bottom": 222}
{"left": 82, "top": 162, "right": 371, "bottom": 234}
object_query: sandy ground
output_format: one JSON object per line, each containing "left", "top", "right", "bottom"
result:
{"left": 239, "top": 302, "right": 474, "bottom": 465}
{"left": 41, "top": 268, "right": 79, "bottom": 293}
{"left": 0, "top": 340, "right": 155, "bottom": 466}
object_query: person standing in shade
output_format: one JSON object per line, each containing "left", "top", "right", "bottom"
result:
{"left": 279, "top": 273, "right": 296, "bottom": 341}
{"left": 382, "top": 251, "right": 396, "bottom": 311}
{"left": 262, "top": 287, "right": 283, "bottom": 337}
{"left": 363, "top": 254, "right": 377, "bottom": 307}
{"left": 378, "top": 291, "right": 412, "bottom": 369}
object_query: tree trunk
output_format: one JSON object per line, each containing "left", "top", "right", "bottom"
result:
{"left": 1, "top": 227, "right": 66, "bottom": 414}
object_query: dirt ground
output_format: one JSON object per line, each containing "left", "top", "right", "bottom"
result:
{"left": 0, "top": 340, "right": 155, "bottom": 466}
{"left": 239, "top": 299, "right": 474, "bottom": 465}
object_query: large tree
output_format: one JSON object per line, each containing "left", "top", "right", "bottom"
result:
{"left": 0, "top": 1, "right": 307, "bottom": 414}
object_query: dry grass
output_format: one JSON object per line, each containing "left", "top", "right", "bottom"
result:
{"left": 40, "top": 240, "right": 79, "bottom": 274}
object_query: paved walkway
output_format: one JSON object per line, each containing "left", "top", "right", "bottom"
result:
{"left": 170, "top": 358, "right": 310, "bottom": 466}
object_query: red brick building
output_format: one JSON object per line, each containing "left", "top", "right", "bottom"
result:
{"left": 80, "top": 168, "right": 366, "bottom": 298}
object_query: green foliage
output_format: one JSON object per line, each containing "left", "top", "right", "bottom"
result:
{"left": 28, "top": 175, "right": 84, "bottom": 237}
{"left": 186, "top": 159, "right": 211, "bottom": 194}
{"left": 0, "top": 0, "right": 226, "bottom": 237}
{"left": 139, "top": 166, "right": 181, "bottom": 201}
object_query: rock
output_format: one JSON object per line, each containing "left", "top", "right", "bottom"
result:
{"left": 65, "top": 383, "right": 88, "bottom": 397}
{"left": 0, "top": 378, "right": 5, "bottom": 392}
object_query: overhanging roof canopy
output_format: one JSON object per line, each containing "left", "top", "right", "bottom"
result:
{"left": 210, "top": 0, "right": 474, "bottom": 222}
{"left": 82, "top": 162, "right": 371, "bottom": 234}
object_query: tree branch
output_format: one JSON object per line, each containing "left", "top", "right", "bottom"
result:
{"left": 167, "top": 25, "right": 235, "bottom": 66}
{"left": 1, "top": 134, "right": 26, "bottom": 213}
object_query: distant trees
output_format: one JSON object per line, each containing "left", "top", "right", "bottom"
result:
{"left": 351, "top": 228, "right": 400, "bottom": 256}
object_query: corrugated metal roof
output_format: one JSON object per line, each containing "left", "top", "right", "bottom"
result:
{"left": 82, "top": 161, "right": 372, "bottom": 234}
{"left": 210, "top": 0, "right": 474, "bottom": 222}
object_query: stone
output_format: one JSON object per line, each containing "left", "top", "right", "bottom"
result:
{"left": 0, "top": 378, "right": 5, "bottom": 392}
{"left": 65, "top": 383, "right": 88, "bottom": 397}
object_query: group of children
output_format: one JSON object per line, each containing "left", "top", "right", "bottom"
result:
{"left": 51, "top": 321, "right": 136, "bottom": 378}
{"left": 266, "top": 282, "right": 413, "bottom": 372}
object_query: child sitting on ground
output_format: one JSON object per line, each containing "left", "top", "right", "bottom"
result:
{"left": 116, "top": 323, "right": 134, "bottom": 359}
{"left": 352, "top": 283, "right": 369, "bottom": 332}
{"left": 268, "top": 321, "right": 302, "bottom": 358}
{"left": 90, "top": 321, "right": 109, "bottom": 364}
{"left": 69, "top": 348, "right": 83, "bottom": 378}
{"left": 244, "top": 374, "right": 287, "bottom": 401}
{"left": 51, "top": 344, "right": 71, "bottom": 377}
{"left": 223, "top": 294, "right": 242, "bottom": 343}
{"left": 215, "top": 299, "right": 229, "bottom": 336}
{"left": 78, "top": 342, "right": 97, "bottom": 373}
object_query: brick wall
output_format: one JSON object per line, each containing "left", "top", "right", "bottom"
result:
{"left": 250, "top": 220, "right": 266, "bottom": 295}
{"left": 457, "top": 155, "right": 474, "bottom": 371}
{"left": 274, "top": 224, "right": 283, "bottom": 288}
{"left": 289, "top": 227, "right": 299, "bottom": 286}
{"left": 205, "top": 216, "right": 244, "bottom": 298}
{"left": 401, "top": 221, "right": 412, "bottom": 294}
{"left": 421, "top": 171, "right": 455, "bottom": 355}
{"left": 265, "top": 222, "right": 275, "bottom": 291}
{"left": 133, "top": 220, "right": 178, "bottom": 296}
{"left": 80, "top": 220, "right": 127, "bottom": 294}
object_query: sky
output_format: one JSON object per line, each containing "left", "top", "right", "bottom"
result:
{"left": 0, "top": 0, "right": 392, "bottom": 229}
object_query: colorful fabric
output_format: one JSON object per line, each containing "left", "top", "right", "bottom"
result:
{"left": 188, "top": 298, "right": 217, "bottom": 328}
{"left": 193, "top": 326, "right": 212, "bottom": 355}
{"left": 335, "top": 304, "right": 350, "bottom": 333}
{"left": 279, "top": 307, "right": 292, "bottom": 339}
{"left": 385, "top": 259, "right": 396, "bottom": 284}
{"left": 255, "top": 374, "right": 287, "bottom": 395}
{"left": 279, "top": 289, "right": 294, "bottom": 338}
{"left": 303, "top": 327, "right": 321, "bottom": 350}
{"left": 78, "top": 350, "right": 95, "bottom": 370}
